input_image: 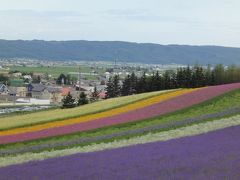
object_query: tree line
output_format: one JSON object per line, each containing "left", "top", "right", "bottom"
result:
{"left": 62, "top": 87, "right": 99, "bottom": 108}
{"left": 106, "top": 64, "right": 240, "bottom": 98}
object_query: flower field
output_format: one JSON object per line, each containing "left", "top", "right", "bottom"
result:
{"left": 1, "top": 120, "right": 240, "bottom": 179}
{"left": 0, "top": 83, "right": 240, "bottom": 179}
{"left": 0, "top": 83, "right": 239, "bottom": 144}
{"left": 0, "top": 88, "right": 194, "bottom": 133}
{"left": 0, "top": 90, "right": 173, "bottom": 130}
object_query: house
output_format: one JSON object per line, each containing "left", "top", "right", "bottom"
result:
{"left": 27, "top": 84, "right": 63, "bottom": 104}
{"left": 8, "top": 86, "right": 27, "bottom": 97}
{"left": 28, "top": 84, "right": 46, "bottom": 99}
{"left": 0, "top": 84, "right": 9, "bottom": 94}
{"left": 0, "top": 94, "right": 15, "bottom": 103}
{"left": 45, "top": 86, "right": 63, "bottom": 104}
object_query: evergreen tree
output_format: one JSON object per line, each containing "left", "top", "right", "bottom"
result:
{"left": 113, "top": 75, "right": 121, "bottom": 97}
{"left": 163, "top": 70, "right": 171, "bottom": 89}
{"left": 226, "top": 65, "right": 238, "bottom": 83}
{"left": 192, "top": 66, "right": 205, "bottom": 87}
{"left": 136, "top": 72, "right": 147, "bottom": 93}
{"left": 129, "top": 72, "right": 137, "bottom": 94}
{"left": 170, "top": 72, "right": 177, "bottom": 89}
{"left": 149, "top": 73, "right": 157, "bottom": 91}
{"left": 90, "top": 86, "right": 99, "bottom": 102}
{"left": 77, "top": 92, "right": 89, "bottom": 106}
{"left": 106, "top": 77, "right": 115, "bottom": 98}
{"left": 150, "top": 71, "right": 162, "bottom": 91}
{"left": 62, "top": 92, "right": 75, "bottom": 108}
{"left": 213, "top": 64, "right": 225, "bottom": 85}
{"left": 176, "top": 68, "right": 185, "bottom": 88}
{"left": 57, "top": 74, "right": 67, "bottom": 85}
{"left": 210, "top": 70, "right": 216, "bottom": 85}
{"left": 155, "top": 71, "right": 163, "bottom": 90}
{"left": 121, "top": 75, "right": 131, "bottom": 96}
{"left": 185, "top": 66, "right": 192, "bottom": 88}
{"left": 205, "top": 64, "right": 212, "bottom": 86}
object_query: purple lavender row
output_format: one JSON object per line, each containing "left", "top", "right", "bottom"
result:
{"left": 1, "top": 107, "right": 239, "bottom": 156}
{"left": 1, "top": 124, "right": 240, "bottom": 179}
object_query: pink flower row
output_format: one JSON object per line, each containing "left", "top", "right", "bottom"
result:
{"left": 1, "top": 83, "right": 240, "bottom": 144}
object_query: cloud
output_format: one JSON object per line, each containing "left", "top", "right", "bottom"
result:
{"left": 101, "top": 8, "right": 200, "bottom": 25}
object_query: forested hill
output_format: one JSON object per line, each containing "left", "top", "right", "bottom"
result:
{"left": 0, "top": 39, "right": 240, "bottom": 65}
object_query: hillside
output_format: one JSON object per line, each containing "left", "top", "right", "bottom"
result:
{"left": 0, "top": 83, "right": 240, "bottom": 146}
{"left": 0, "top": 83, "right": 240, "bottom": 179}
{"left": 1, "top": 39, "right": 240, "bottom": 64}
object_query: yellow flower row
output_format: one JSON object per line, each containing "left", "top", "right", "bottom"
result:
{"left": 0, "top": 88, "right": 200, "bottom": 136}
{"left": 0, "top": 90, "right": 167, "bottom": 130}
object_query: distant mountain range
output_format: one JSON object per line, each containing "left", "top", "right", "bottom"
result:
{"left": 0, "top": 39, "right": 240, "bottom": 65}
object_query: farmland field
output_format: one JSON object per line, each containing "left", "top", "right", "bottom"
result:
{"left": 8, "top": 65, "right": 105, "bottom": 78}
{"left": 0, "top": 83, "right": 240, "bottom": 179}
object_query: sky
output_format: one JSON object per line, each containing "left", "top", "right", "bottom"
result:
{"left": 0, "top": 0, "right": 240, "bottom": 47}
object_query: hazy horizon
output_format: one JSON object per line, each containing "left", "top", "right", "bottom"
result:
{"left": 1, "top": 39, "right": 240, "bottom": 49}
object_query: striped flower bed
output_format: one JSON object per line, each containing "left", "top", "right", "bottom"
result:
{"left": 0, "top": 83, "right": 239, "bottom": 144}
{"left": 1, "top": 88, "right": 240, "bottom": 156}
{"left": 0, "top": 90, "right": 172, "bottom": 130}
{"left": 0, "top": 116, "right": 240, "bottom": 171}
{"left": 1, "top": 107, "right": 239, "bottom": 156}
{"left": 0, "top": 88, "right": 193, "bottom": 134}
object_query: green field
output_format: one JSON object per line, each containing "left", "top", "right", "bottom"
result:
{"left": 9, "top": 65, "right": 105, "bottom": 78}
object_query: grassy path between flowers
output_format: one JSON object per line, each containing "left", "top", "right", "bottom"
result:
{"left": 1, "top": 89, "right": 240, "bottom": 155}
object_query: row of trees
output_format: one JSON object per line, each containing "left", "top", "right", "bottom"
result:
{"left": 62, "top": 87, "right": 99, "bottom": 108}
{"left": 62, "top": 92, "right": 89, "bottom": 108}
{"left": 106, "top": 64, "right": 240, "bottom": 98}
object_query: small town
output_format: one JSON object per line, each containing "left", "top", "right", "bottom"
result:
{"left": 0, "top": 58, "right": 184, "bottom": 108}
